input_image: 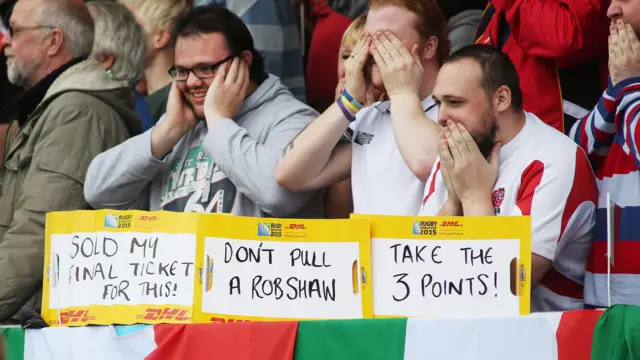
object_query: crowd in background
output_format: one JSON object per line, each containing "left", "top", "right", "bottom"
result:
{"left": 0, "top": 0, "right": 639, "bottom": 326}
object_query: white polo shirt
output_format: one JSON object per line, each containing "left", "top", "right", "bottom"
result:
{"left": 420, "top": 112, "right": 598, "bottom": 311}
{"left": 347, "top": 97, "right": 438, "bottom": 215}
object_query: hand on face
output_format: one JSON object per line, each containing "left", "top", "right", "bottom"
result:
{"left": 343, "top": 34, "right": 372, "bottom": 104}
{"left": 438, "top": 128, "right": 461, "bottom": 208}
{"left": 335, "top": 76, "right": 346, "bottom": 101}
{"left": 609, "top": 19, "right": 640, "bottom": 86}
{"left": 204, "top": 57, "right": 250, "bottom": 122}
{"left": 370, "top": 31, "right": 423, "bottom": 98}
{"left": 165, "top": 81, "right": 198, "bottom": 134}
{"left": 440, "top": 120, "right": 501, "bottom": 206}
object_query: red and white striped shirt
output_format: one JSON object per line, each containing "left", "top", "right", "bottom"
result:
{"left": 420, "top": 112, "right": 598, "bottom": 311}
{"left": 570, "top": 78, "right": 640, "bottom": 307}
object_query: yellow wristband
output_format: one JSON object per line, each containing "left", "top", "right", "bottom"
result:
{"left": 341, "top": 96, "right": 360, "bottom": 114}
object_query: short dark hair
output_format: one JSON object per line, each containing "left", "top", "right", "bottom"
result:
{"left": 171, "top": 5, "right": 266, "bottom": 84}
{"left": 445, "top": 44, "right": 523, "bottom": 110}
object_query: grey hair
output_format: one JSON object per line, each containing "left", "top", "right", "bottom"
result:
{"left": 37, "top": 0, "right": 95, "bottom": 58}
{"left": 87, "top": 1, "right": 147, "bottom": 84}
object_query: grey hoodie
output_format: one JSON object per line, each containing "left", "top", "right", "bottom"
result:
{"left": 84, "top": 75, "right": 323, "bottom": 218}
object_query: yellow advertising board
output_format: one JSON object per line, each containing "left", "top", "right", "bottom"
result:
{"left": 42, "top": 210, "right": 373, "bottom": 326}
{"left": 42, "top": 210, "right": 199, "bottom": 326}
{"left": 352, "top": 214, "right": 532, "bottom": 318}
{"left": 194, "top": 215, "right": 373, "bottom": 322}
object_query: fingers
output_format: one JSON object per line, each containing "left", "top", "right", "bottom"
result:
{"left": 457, "top": 122, "right": 483, "bottom": 155}
{"left": 225, "top": 57, "right": 240, "bottom": 84}
{"left": 350, "top": 35, "right": 371, "bottom": 72}
{"left": 169, "top": 80, "right": 180, "bottom": 99}
{"left": 446, "top": 120, "right": 470, "bottom": 158}
{"left": 386, "top": 31, "right": 412, "bottom": 58}
{"left": 238, "top": 59, "right": 250, "bottom": 94}
{"left": 438, "top": 129, "right": 454, "bottom": 167}
{"left": 611, "top": 20, "right": 624, "bottom": 59}
{"left": 373, "top": 33, "right": 394, "bottom": 66}
{"left": 616, "top": 20, "right": 632, "bottom": 56}
{"left": 370, "top": 44, "right": 386, "bottom": 68}
{"left": 626, "top": 23, "right": 640, "bottom": 52}
{"left": 443, "top": 125, "right": 463, "bottom": 161}
{"left": 379, "top": 32, "right": 404, "bottom": 58}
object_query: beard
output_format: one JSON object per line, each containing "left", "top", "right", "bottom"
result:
{"left": 7, "top": 56, "right": 39, "bottom": 88}
{"left": 472, "top": 115, "right": 498, "bottom": 159}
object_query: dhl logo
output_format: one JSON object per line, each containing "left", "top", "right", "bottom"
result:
{"left": 138, "top": 215, "right": 158, "bottom": 221}
{"left": 210, "top": 317, "right": 250, "bottom": 323}
{"left": 440, "top": 221, "right": 462, "bottom": 227}
{"left": 288, "top": 223, "right": 306, "bottom": 230}
{"left": 140, "top": 307, "right": 190, "bottom": 321}
{"left": 59, "top": 310, "right": 89, "bottom": 324}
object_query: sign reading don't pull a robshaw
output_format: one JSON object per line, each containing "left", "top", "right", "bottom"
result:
{"left": 193, "top": 215, "right": 374, "bottom": 322}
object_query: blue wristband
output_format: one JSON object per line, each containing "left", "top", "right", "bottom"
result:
{"left": 342, "top": 89, "right": 364, "bottom": 110}
{"left": 336, "top": 97, "right": 356, "bottom": 122}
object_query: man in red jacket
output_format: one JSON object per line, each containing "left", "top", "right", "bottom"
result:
{"left": 476, "top": 0, "right": 610, "bottom": 133}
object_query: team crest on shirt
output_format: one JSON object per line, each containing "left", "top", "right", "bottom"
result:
{"left": 492, "top": 188, "right": 505, "bottom": 215}
{"left": 354, "top": 131, "right": 375, "bottom": 145}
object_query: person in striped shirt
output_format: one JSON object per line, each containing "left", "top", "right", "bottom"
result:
{"left": 569, "top": 3, "right": 640, "bottom": 308}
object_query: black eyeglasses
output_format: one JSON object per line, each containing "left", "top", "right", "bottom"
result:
{"left": 8, "top": 25, "right": 54, "bottom": 38}
{"left": 168, "top": 53, "right": 238, "bottom": 81}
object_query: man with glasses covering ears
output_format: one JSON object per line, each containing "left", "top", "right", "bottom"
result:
{"left": 85, "top": 4, "right": 323, "bottom": 218}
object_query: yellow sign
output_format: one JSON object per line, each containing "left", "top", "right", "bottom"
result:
{"left": 194, "top": 215, "right": 373, "bottom": 322}
{"left": 352, "top": 214, "right": 532, "bottom": 318}
{"left": 42, "top": 210, "right": 373, "bottom": 326}
{"left": 42, "top": 210, "right": 199, "bottom": 326}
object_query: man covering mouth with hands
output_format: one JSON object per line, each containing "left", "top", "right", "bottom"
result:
{"left": 275, "top": 0, "right": 449, "bottom": 216}
{"left": 84, "top": 4, "right": 322, "bottom": 218}
{"left": 420, "top": 44, "right": 598, "bottom": 312}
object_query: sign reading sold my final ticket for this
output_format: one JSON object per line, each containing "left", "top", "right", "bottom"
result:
{"left": 42, "top": 211, "right": 199, "bottom": 326}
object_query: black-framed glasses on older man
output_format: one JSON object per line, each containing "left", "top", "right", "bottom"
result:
{"left": 168, "top": 53, "right": 238, "bottom": 81}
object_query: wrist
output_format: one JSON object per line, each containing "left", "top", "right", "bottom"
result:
{"left": 343, "top": 87, "right": 365, "bottom": 106}
{"left": 388, "top": 91, "right": 421, "bottom": 102}
{"left": 204, "top": 108, "right": 230, "bottom": 123}
{"left": 441, "top": 199, "right": 462, "bottom": 216}
{"left": 460, "top": 193, "right": 495, "bottom": 216}
{"left": 150, "top": 122, "right": 186, "bottom": 159}
{"left": 336, "top": 90, "right": 364, "bottom": 122}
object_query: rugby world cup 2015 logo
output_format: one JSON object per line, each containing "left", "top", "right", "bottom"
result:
{"left": 412, "top": 221, "right": 421, "bottom": 235}
{"left": 258, "top": 222, "right": 271, "bottom": 237}
{"left": 104, "top": 214, "right": 118, "bottom": 228}
{"left": 258, "top": 222, "right": 282, "bottom": 237}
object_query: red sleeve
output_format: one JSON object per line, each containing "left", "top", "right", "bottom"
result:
{"left": 493, "top": 0, "right": 607, "bottom": 66}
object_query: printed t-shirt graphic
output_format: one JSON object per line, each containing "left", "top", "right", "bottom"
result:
{"left": 161, "top": 139, "right": 236, "bottom": 213}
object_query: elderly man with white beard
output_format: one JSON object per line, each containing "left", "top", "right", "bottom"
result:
{"left": 0, "top": 0, "right": 140, "bottom": 323}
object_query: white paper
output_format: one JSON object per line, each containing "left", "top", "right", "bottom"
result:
{"left": 202, "top": 237, "right": 363, "bottom": 319}
{"left": 372, "top": 238, "right": 521, "bottom": 317}
{"left": 49, "top": 232, "right": 196, "bottom": 308}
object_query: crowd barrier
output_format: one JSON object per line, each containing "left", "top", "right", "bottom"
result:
{"left": 42, "top": 210, "right": 532, "bottom": 325}
{"left": 1, "top": 310, "right": 606, "bottom": 360}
